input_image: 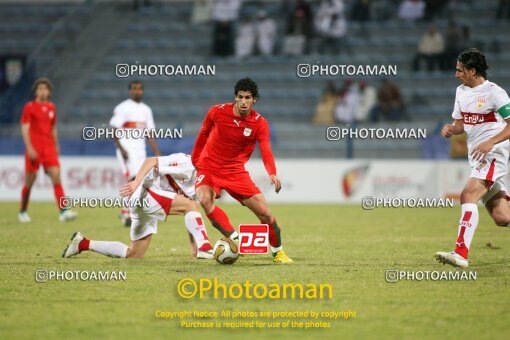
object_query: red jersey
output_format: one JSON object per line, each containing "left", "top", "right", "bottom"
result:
{"left": 192, "top": 103, "right": 277, "bottom": 176}
{"left": 20, "top": 100, "right": 57, "bottom": 150}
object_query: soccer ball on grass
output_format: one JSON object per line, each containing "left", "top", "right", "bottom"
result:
{"left": 213, "top": 237, "right": 239, "bottom": 265}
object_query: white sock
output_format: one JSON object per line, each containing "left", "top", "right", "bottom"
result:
{"left": 89, "top": 240, "right": 128, "bottom": 258}
{"left": 271, "top": 245, "right": 283, "bottom": 253}
{"left": 455, "top": 203, "right": 479, "bottom": 259}
{"left": 229, "top": 231, "right": 239, "bottom": 241}
{"left": 184, "top": 211, "right": 210, "bottom": 247}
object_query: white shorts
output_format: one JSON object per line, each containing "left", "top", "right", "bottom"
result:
{"left": 116, "top": 149, "right": 146, "bottom": 180}
{"left": 469, "top": 141, "right": 510, "bottom": 203}
{"left": 129, "top": 185, "right": 177, "bottom": 241}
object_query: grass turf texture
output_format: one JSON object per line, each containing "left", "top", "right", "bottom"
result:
{"left": 0, "top": 202, "right": 509, "bottom": 339}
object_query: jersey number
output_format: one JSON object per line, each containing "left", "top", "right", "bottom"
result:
{"left": 195, "top": 175, "right": 205, "bottom": 185}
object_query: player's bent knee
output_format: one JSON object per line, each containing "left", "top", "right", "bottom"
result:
{"left": 183, "top": 199, "right": 200, "bottom": 214}
{"left": 25, "top": 173, "right": 37, "bottom": 187}
{"left": 460, "top": 191, "right": 476, "bottom": 204}
{"left": 257, "top": 209, "right": 273, "bottom": 224}
{"left": 170, "top": 195, "right": 199, "bottom": 215}
{"left": 126, "top": 250, "right": 145, "bottom": 259}
{"left": 197, "top": 194, "right": 214, "bottom": 212}
{"left": 48, "top": 172, "right": 61, "bottom": 184}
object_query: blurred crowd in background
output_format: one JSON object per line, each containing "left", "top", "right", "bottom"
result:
{"left": 1, "top": 0, "right": 509, "bottom": 160}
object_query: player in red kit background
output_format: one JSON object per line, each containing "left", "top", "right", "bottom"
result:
{"left": 19, "top": 78, "right": 77, "bottom": 223}
{"left": 192, "top": 77, "right": 293, "bottom": 264}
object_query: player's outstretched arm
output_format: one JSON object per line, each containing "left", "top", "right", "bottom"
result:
{"left": 441, "top": 119, "right": 464, "bottom": 138}
{"left": 472, "top": 117, "right": 510, "bottom": 161}
{"left": 120, "top": 157, "right": 158, "bottom": 197}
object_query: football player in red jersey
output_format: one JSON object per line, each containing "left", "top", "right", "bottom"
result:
{"left": 192, "top": 77, "right": 293, "bottom": 264}
{"left": 19, "top": 78, "right": 77, "bottom": 222}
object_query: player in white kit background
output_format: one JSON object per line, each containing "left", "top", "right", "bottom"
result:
{"left": 62, "top": 153, "right": 214, "bottom": 260}
{"left": 109, "top": 80, "right": 161, "bottom": 226}
{"left": 436, "top": 48, "right": 510, "bottom": 267}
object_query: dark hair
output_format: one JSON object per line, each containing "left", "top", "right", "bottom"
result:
{"left": 32, "top": 77, "right": 53, "bottom": 94}
{"left": 457, "top": 48, "right": 489, "bottom": 78}
{"left": 234, "top": 77, "right": 259, "bottom": 98}
{"left": 129, "top": 80, "right": 143, "bottom": 90}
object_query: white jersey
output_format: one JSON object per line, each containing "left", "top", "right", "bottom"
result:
{"left": 452, "top": 80, "right": 510, "bottom": 152}
{"left": 141, "top": 153, "right": 196, "bottom": 199}
{"left": 128, "top": 153, "right": 196, "bottom": 241}
{"left": 109, "top": 99, "right": 156, "bottom": 154}
{"left": 452, "top": 80, "right": 510, "bottom": 199}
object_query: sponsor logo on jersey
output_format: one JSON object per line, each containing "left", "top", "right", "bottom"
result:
{"left": 243, "top": 127, "right": 252, "bottom": 136}
{"left": 48, "top": 111, "right": 54, "bottom": 119}
{"left": 476, "top": 97, "right": 487, "bottom": 108}
{"left": 475, "top": 159, "right": 488, "bottom": 171}
{"left": 233, "top": 119, "right": 241, "bottom": 127}
{"left": 462, "top": 111, "right": 497, "bottom": 125}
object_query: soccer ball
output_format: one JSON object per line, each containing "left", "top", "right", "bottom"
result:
{"left": 213, "top": 237, "right": 239, "bottom": 265}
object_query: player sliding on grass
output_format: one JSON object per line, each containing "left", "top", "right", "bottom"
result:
{"left": 191, "top": 77, "right": 293, "bottom": 264}
{"left": 62, "top": 153, "right": 214, "bottom": 259}
{"left": 435, "top": 48, "right": 510, "bottom": 268}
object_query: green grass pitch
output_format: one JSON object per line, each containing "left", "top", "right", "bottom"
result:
{"left": 1, "top": 202, "right": 509, "bottom": 339}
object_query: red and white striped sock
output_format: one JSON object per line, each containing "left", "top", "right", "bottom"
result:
{"left": 185, "top": 211, "right": 211, "bottom": 249}
{"left": 454, "top": 203, "right": 479, "bottom": 259}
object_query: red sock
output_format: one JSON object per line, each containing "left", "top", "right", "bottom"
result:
{"left": 78, "top": 238, "right": 90, "bottom": 251}
{"left": 20, "top": 186, "right": 31, "bottom": 212}
{"left": 266, "top": 218, "right": 282, "bottom": 248}
{"left": 54, "top": 184, "right": 65, "bottom": 210}
{"left": 206, "top": 206, "right": 235, "bottom": 237}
